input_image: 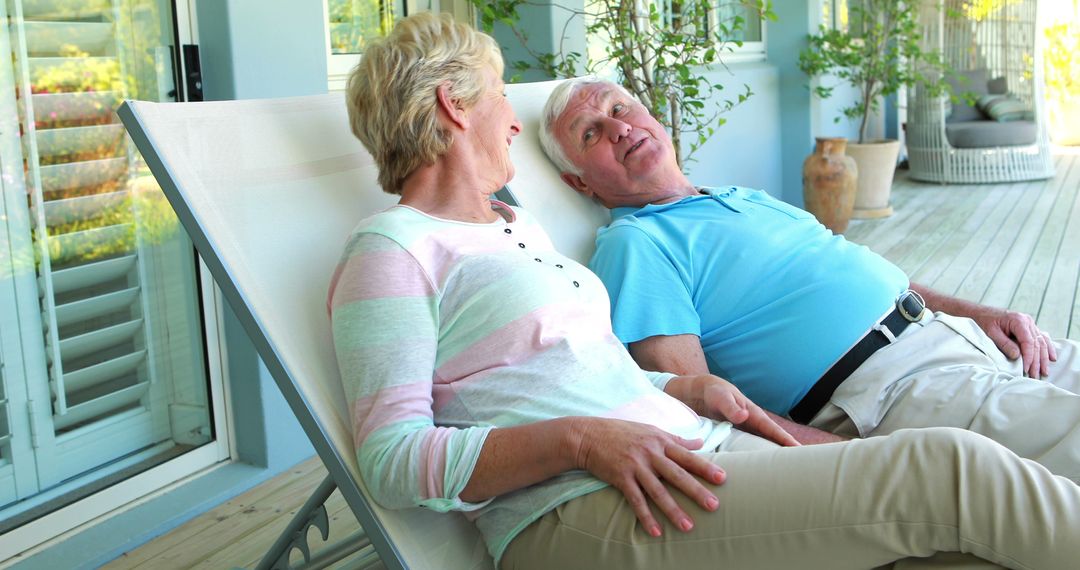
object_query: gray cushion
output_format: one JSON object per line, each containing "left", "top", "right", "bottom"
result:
{"left": 976, "top": 94, "right": 1034, "bottom": 122}
{"left": 946, "top": 69, "right": 989, "bottom": 123}
{"left": 988, "top": 76, "right": 1008, "bottom": 95}
{"left": 945, "top": 120, "right": 1037, "bottom": 148}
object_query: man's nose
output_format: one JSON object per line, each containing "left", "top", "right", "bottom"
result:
{"left": 603, "top": 117, "right": 631, "bottom": 142}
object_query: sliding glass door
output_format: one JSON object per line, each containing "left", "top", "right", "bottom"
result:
{"left": 0, "top": 0, "right": 222, "bottom": 549}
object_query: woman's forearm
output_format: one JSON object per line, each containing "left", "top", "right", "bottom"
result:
{"left": 459, "top": 416, "right": 585, "bottom": 502}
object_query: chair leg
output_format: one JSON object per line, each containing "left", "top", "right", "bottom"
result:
{"left": 255, "top": 474, "right": 374, "bottom": 570}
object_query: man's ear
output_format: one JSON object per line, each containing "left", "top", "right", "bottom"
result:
{"left": 436, "top": 83, "right": 468, "bottom": 130}
{"left": 559, "top": 172, "right": 590, "bottom": 197}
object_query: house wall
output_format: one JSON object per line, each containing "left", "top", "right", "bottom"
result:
{"left": 197, "top": 0, "right": 323, "bottom": 472}
{"left": 491, "top": 0, "right": 585, "bottom": 83}
{"left": 765, "top": 0, "right": 815, "bottom": 207}
{"left": 686, "top": 62, "right": 783, "bottom": 196}
{"left": 199, "top": 0, "right": 328, "bottom": 100}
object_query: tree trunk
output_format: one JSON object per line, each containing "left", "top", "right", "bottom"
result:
{"left": 859, "top": 80, "right": 876, "bottom": 144}
{"left": 670, "top": 92, "right": 683, "bottom": 168}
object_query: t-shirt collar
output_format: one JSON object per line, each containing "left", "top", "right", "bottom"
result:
{"left": 610, "top": 186, "right": 741, "bottom": 220}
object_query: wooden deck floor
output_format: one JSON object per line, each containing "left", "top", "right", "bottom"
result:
{"left": 846, "top": 149, "right": 1080, "bottom": 341}
{"left": 102, "top": 150, "right": 1080, "bottom": 569}
{"left": 101, "top": 457, "right": 368, "bottom": 570}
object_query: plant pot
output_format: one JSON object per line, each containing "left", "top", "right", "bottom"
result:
{"left": 1049, "top": 98, "right": 1080, "bottom": 146}
{"left": 845, "top": 139, "right": 901, "bottom": 219}
{"left": 802, "top": 137, "right": 857, "bottom": 233}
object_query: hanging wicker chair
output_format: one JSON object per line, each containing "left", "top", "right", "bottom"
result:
{"left": 906, "top": 0, "right": 1054, "bottom": 183}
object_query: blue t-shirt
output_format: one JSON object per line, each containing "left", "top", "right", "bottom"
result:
{"left": 589, "top": 186, "right": 909, "bottom": 415}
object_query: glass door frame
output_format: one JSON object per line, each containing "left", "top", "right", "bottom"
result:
{"left": 0, "top": 0, "right": 233, "bottom": 560}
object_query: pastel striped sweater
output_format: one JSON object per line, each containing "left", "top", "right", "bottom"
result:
{"left": 328, "top": 201, "right": 732, "bottom": 563}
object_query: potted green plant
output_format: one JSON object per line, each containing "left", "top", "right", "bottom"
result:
{"left": 798, "top": 0, "right": 949, "bottom": 218}
{"left": 1045, "top": 21, "right": 1080, "bottom": 146}
{"left": 474, "top": 0, "right": 775, "bottom": 168}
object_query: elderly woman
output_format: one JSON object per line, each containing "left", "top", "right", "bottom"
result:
{"left": 330, "top": 12, "right": 1080, "bottom": 570}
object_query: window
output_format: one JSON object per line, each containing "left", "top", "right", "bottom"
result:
{"left": 0, "top": 0, "right": 225, "bottom": 557}
{"left": 586, "top": 0, "right": 766, "bottom": 77}
{"left": 823, "top": 0, "right": 867, "bottom": 36}
{"left": 328, "top": 0, "right": 401, "bottom": 56}
{"left": 690, "top": 0, "right": 764, "bottom": 44}
{"left": 324, "top": 0, "right": 475, "bottom": 91}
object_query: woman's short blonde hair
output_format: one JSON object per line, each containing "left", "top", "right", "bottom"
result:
{"left": 346, "top": 13, "right": 503, "bottom": 195}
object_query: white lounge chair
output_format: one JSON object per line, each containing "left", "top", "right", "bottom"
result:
{"left": 118, "top": 79, "right": 608, "bottom": 569}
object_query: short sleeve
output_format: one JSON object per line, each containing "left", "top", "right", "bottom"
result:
{"left": 589, "top": 223, "right": 701, "bottom": 344}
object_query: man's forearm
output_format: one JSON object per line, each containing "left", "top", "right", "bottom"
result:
{"left": 909, "top": 282, "right": 997, "bottom": 319}
{"left": 765, "top": 411, "right": 848, "bottom": 445}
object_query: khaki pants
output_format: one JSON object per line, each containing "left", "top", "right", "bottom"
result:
{"left": 812, "top": 313, "right": 1080, "bottom": 482}
{"left": 501, "top": 428, "right": 1080, "bottom": 570}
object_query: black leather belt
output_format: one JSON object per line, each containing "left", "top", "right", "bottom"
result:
{"left": 789, "top": 290, "right": 927, "bottom": 424}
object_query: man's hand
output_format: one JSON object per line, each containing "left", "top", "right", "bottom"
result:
{"left": 697, "top": 376, "right": 800, "bottom": 447}
{"left": 972, "top": 309, "right": 1057, "bottom": 378}
{"left": 630, "top": 334, "right": 840, "bottom": 445}
{"left": 570, "top": 417, "right": 725, "bottom": 537}
{"left": 765, "top": 411, "right": 849, "bottom": 444}
{"left": 910, "top": 283, "right": 1057, "bottom": 378}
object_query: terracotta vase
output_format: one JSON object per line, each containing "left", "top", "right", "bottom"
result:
{"left": 802, "top": 137, "right": 858, "bottom": 234}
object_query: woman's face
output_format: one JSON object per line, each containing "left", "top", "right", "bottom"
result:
{"left": 468, "top": 66, "right": 522, "bottom": 187}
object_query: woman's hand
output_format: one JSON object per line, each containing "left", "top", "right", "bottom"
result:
{"left": 700, "top": 376, "right": 801, "bottom": 447}
{"left": 568, "top": 417, "right": 725, "bottom": 538}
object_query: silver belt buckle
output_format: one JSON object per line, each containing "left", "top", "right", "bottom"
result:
{"left": 897, "top": 289, "right": 926, "bottom": 322}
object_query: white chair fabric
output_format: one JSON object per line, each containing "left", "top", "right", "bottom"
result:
{"left": 906, "top": 0, "right": 1055, "bottom": 183}
{"left": 119, "top": 78, "right": 606, "bottom": 570}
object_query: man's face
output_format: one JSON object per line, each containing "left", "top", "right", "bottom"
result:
{"left": 553, "top": 82, "right": 682, "bottom": 207}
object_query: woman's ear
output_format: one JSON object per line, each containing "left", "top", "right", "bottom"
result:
{"left": 436, "top": 83, "right": 468, "bottom": 130}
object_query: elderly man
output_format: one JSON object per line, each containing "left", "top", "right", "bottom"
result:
{"left": 539, "top": 77, "right": 1080, "bottom": 476}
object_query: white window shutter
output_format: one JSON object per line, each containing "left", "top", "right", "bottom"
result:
{"left": 4, "top": 0, "right": 185, "bottom": 491}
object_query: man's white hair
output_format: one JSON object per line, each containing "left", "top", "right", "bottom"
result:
{"left": 539, "top": 76, "right": 635, "bottom": 176}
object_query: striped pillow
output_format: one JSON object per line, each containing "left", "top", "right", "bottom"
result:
{"left": 976, "top": 94, "right": 1034, "bottom": 122}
